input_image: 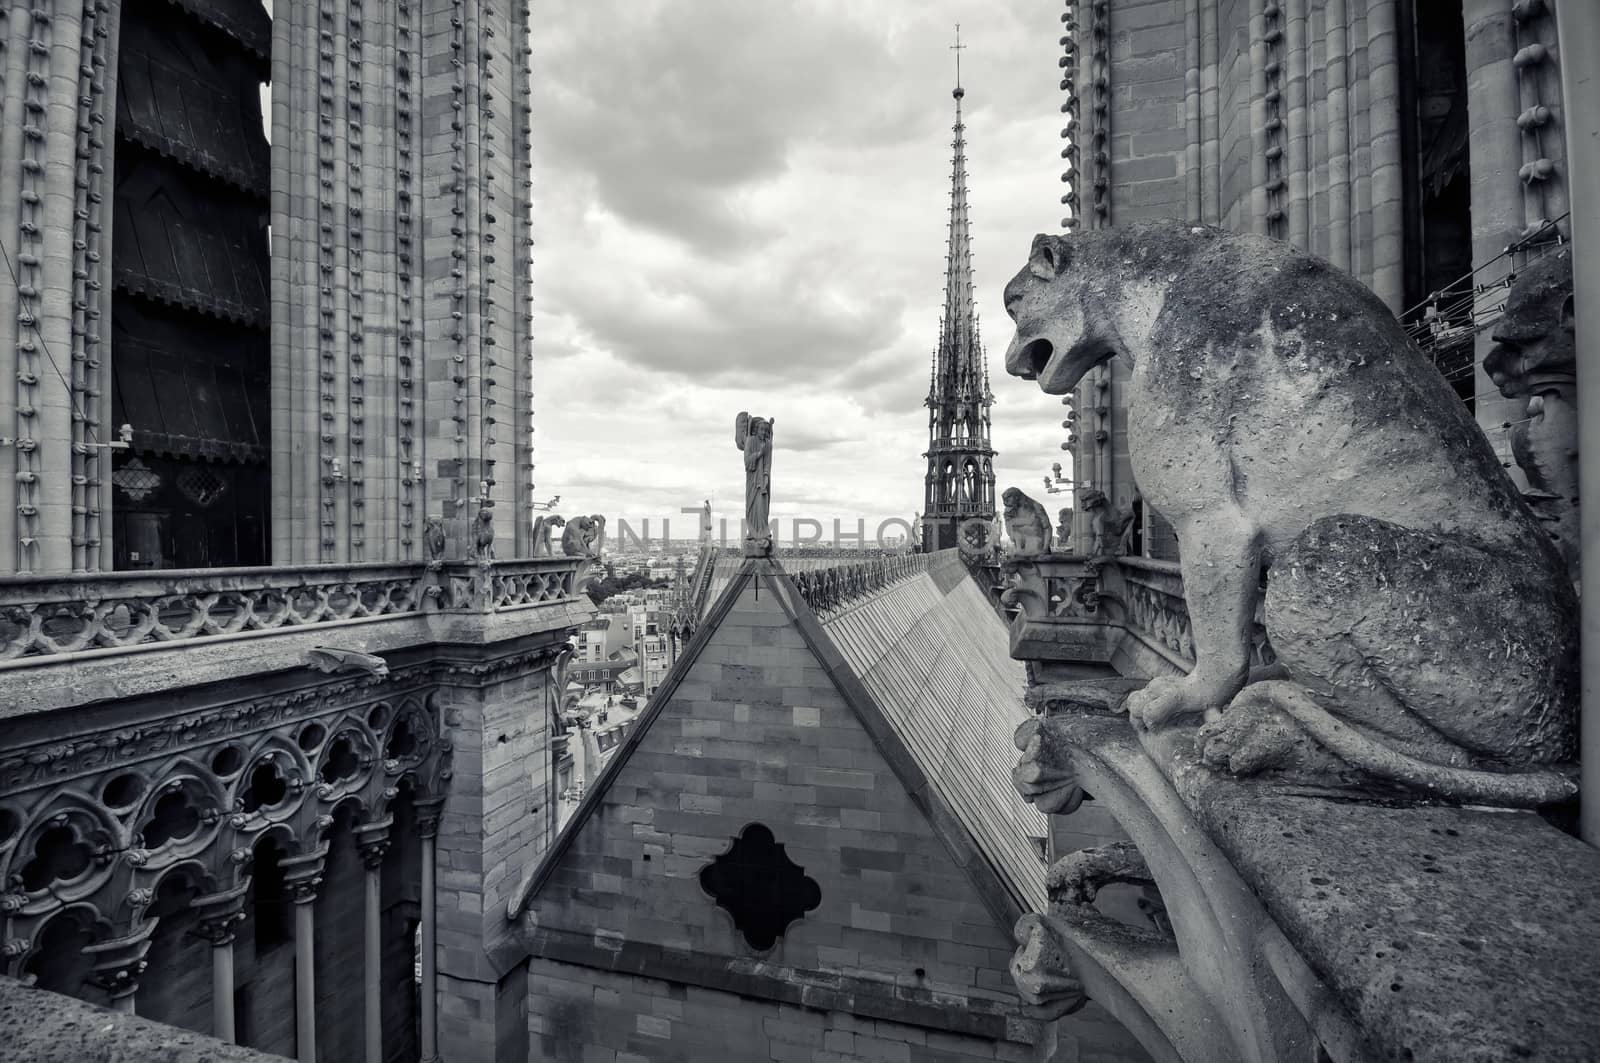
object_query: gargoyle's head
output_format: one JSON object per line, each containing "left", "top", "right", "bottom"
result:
{"left": 1004, "top": 233, "right": 1120, "bottom": 395}
{"left": 1001, "top": 487, "right": 1023, "bottom": 515}
{"left": 1485, "top": 249, "right": 1575, "bottom": 398}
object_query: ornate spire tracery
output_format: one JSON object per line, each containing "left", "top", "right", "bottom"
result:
{"left": 922, "top": 32, "right": 997, "bottom": 553}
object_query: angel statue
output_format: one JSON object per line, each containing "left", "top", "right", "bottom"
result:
{"left": 734, "top": 412, "right": 774, "bottom": 556}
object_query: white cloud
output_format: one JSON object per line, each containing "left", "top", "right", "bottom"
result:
{"left": 533, "top": 0, "right": 1078, "bottom": 536}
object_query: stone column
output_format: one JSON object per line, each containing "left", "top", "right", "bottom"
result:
{"left": 1553, "top": 0, "right": 1600, "bottom": 847}
{"left": 355, "top": 823, "right": 391, "bottom": 1063}
{"left": 1465, "top": 0, "right": 1530, "bottom": 474}
{"left": 1199, "top": 0, "right": 1221, "bottom": 225}
{"left": 283, "top": 851, "right": 326, "bottom": 1063}
{"left": 1365, "top": 0, "right": 1404, "bottom": 311}
{"left": 193, "top": 886, "right": 250, "bottom": 1043}
{"left": 294, "top": 898, "right": 315, "bottom": 1062}
{"left": 1248, "top": 0, "right": 1270, "bottom": 235}
{"left": 1326, "top": 0, "right": 1351, "bottom": 270}
{"left": 1183, "top": 0, "right": 1202, "bottom": 222}
{"left": 415, "top": 799, "right": 443, "bottom": 1063}
{"left": 1285, "top": 0, "right": 1310, "bottom": 248}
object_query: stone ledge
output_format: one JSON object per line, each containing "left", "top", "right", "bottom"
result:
{"left": 523, "top": 925, "right": 1040, "bottom": 1046}
{"left": 0, "top": 975, "right": 280, "bottom": 1062}
{"left": 1072, "top": 713, "right": 1600, "bottom": 1062}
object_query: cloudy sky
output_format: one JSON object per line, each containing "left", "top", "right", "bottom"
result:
{"left": 531, "top": 0, "right": 1073, "bottom": 542}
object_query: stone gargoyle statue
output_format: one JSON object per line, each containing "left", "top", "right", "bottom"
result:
{"left": 561, "top": 515, "right": 605, "bottom": 560}
{"left": 1484, "top": 248, "right": 1580, "bottom": 583}
{"left": 1002, "top": 487, "right": 1054, "bottom": 555}
{"left": 531, "top": 513, "right": 566, "bottom": 557}
{"left": 1002, "top": 221, "right": 1577, "bottom": 806}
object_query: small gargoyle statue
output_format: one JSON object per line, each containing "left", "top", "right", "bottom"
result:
{"left": 305, "top": 647, "right": 390, "bottom": 677}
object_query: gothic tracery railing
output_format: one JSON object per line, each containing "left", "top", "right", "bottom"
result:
{"left": 0, "top": 665, "right": 455, "bottom": 996}
{"left": 0, "top": 557, "right": 588, "bottom": 663}
{"left": 787, "top": 553, "right": 934, "bottom": 616}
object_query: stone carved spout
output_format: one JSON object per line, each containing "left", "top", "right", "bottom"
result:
{"left": 1011, "top": 913, "right": 1089, "bottom": 1018}
{"left": 1002, "top": 221, "right": 1578, "bottom": 806}
{"left": 1013, "top": 716, "right": 1089, "bottom": 815}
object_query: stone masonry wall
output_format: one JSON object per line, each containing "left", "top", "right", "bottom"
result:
{"left": 1108, "top": 0, "right": 1189, "bottom": 221}
{"left": 433, "top": 645, "right": 562, "bottom": 1061}
{"left": 526, "top": 957, "right": 1149, "bottom": 1063}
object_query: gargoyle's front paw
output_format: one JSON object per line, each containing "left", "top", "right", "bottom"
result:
{"left": 1126, "top": 673, "right": 1236, "bottom": 730}
{"left": 1012, "top": 718, "right": 1086, "bottom": 814}
{"left": 1011, "top": 913, "right": 1089, "bottom": 1019}
{"left": 1195, "top": 699, "right": 1297, "bottom": 775}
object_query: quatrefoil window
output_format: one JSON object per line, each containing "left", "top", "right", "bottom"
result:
{"left": 20, "top": 823, "right": 94, "bottom": 892}
{"left": 699, "top": 823, "right": 821, "bottom": 951}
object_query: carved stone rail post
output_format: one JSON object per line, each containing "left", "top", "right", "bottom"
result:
{"left": 355, "top": 822, "right": 391, "bottom": 1063}
{"left": 193, "top": 886, "right": 249, "bottom": 1042}
{"left": 416, "top": 798, "right": 443, "bottom": 1063}
{"left": 1554, "top": 0, "right": 1600, "bottom": 846}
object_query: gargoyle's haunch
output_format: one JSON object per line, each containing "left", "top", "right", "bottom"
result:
{"left": 1002, "top": 221, "right": 1576, "bottom": 805}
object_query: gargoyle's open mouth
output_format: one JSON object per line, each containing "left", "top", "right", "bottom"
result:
{"left": 1007, "top": 336, "right": 1055, "bottom": 380}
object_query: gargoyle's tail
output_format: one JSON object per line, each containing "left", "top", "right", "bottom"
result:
{"left": 1231, "top": 681, "right": 1578, "bottom": 808}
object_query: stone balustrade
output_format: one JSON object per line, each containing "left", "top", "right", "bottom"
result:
{"left": 786, "top": 552, "right": 933, "bottom": 615}
{"left": 431, "top": 557, "right": 591, "bottom": 613}
{"left": 1111, "top": 557, "right": 1194, "bottom": 669}
{"left": 0, "top": 557, "right": 590, "bottom": 665}
{"left": 997, "top": 553, "right": 1115, "bottom": 663}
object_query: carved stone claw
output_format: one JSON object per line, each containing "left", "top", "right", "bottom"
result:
{"left": 1125, "top": 672, "right": 1231, "bottom": 729}
{"left": 1013, "top": 717, "right": 1087, "bottom": 814}
{"left": 1011, "top": 913, "right": 1089, "bottom": 1018}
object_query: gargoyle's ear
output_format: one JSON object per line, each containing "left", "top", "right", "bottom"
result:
{"left": 1561, "top": 293, "right": 1575, "bottom": 335}
{"left": 1028, "top": 234, "right": 1070, "bottom": 281}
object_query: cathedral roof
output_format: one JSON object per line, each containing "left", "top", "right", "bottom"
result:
{"left": 512, "top": 552, "right": 1047, "bottom": 923}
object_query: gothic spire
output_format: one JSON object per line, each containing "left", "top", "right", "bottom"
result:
{"left": 929, "top": 27, "right": 989, "bottom": 407}
{"left": 921, "top": 27, "right": 997, "bottom": 554}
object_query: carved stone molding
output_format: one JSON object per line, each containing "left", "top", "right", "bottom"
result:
{"left": 436, "top": 644, "right": 567, "bottom": 686}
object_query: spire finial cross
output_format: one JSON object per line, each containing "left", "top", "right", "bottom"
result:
{"left": 951, "top": 23, "right": 966, "bottom": 91}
